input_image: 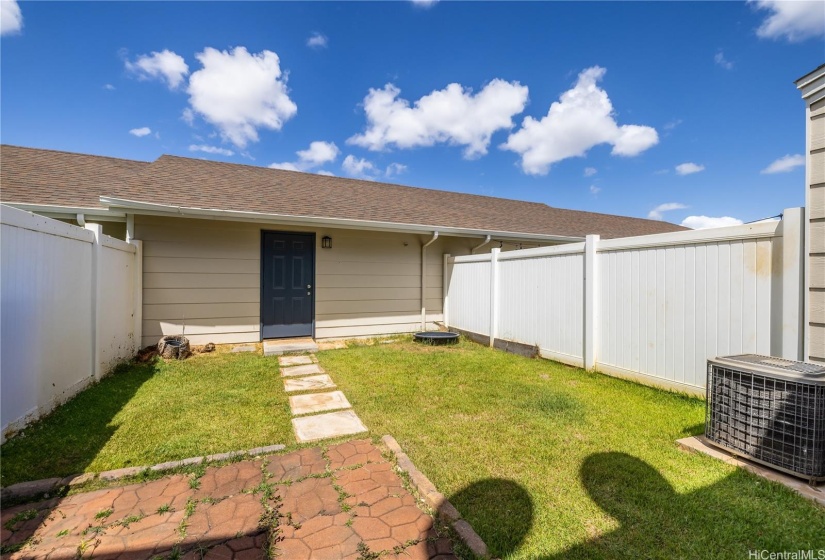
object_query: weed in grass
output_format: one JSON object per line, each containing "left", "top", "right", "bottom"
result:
{"left": 356, "top": 541, "right": 380, "bottom": 560}
{"left": 56, "top": 529, "right": 69, "bottom": 537}
{"left": 115, "top": 514, "right": 145, "bottom": 528}
{"left": 188, "top": 478, "right": 201, "bottom": 490}
{"left": 156, "top": 503, "right": 173, "bottom": 514}
{"left": 0, "top": 538, "right": 30, "bottom": 554}
{"left": 94, "top": 508, "right": 113, "bottom": 520}
{"left": 3, "top": 508, "right": 37, "bottom": 530}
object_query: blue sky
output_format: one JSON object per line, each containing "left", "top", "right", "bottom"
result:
{"left": 1, "top": 1, "right": 823, "bottom": 228}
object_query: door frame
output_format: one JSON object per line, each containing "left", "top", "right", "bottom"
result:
{"left": 259, "top": 230, "right": 316, "bottom": 340}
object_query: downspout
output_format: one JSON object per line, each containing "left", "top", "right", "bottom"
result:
{"left": 76, "top": 213, "right": 86, "bottom": 227}
{"left": 471, "top": 234, "right": 492, "bottom": 254}
{"left": 421, "top": 231, "right": 439, "bottom": 330}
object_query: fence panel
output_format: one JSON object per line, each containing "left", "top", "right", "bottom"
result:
{"left": 498, "top": 251, "right": 585, "bottom": 365}
{"left": 597, "top": 237, "right": 775, "bottom": 390}
{"left": 1, "top": 207, "right": 138, "bottom": 440}
{"left": 447, "top": 256, "right": 491, "bottom": 336}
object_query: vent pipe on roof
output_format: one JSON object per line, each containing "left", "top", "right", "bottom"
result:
{"left": 421, "top": 231, "right": 439, "bottom": 330}
{"left": 471, "top": 235, "right": 492, "bottom": 254}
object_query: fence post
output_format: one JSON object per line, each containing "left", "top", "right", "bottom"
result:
{"left": 584, "top": 235, "right": 599, "bottom": 370}
{"left": 489, "top": 248, "right": 500, "bottom": 347}
{"left": 780, "top": 207, "right": 805, "bottom": 360}
{"left": 131, "top": 239, "right": 143, "bottom": 354}
{"left": 443, "top": 253, "right": 451, "bottom": 329}
{"left": 85, "top": 223, "right": 103, "bottom": 380}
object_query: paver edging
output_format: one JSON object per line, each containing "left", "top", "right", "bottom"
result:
{"left": 381, "top": 434, "right": 492, "bottom": 559}
{"left": 0, "top": 443, "right": 286, "bottom": 503}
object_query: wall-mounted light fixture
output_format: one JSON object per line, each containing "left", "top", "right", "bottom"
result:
{"left": 322, "top": 236, "right": 332, "bottom": 249}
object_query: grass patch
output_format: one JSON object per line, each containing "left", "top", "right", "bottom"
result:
{"left": 318, "top": 338, "right": 825, "bottom": 559}
{"left": 1, "top": 352, "right": 292, "bottom": 486}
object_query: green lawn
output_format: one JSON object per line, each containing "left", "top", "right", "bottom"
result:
{"left": 317, "top": 339, "right": 825, "bottom": 560}
{"left": 0, "top": 350, "right": 293, "bottom": 486}
{"left": 3, "top": 338, "right": 823, "bottom": 559}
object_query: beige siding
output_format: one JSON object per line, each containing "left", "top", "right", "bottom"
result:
{"left": 811, "top": 184, "right": 825, "bottom": 220}
{"left": 135, "top": 215, "right": 511, "bottom": 346}
{"left": 807, "top": 98, "right": 825, "bottom": 361}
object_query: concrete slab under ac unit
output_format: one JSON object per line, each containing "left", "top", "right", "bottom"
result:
{"left": 263, "top": 338, "right": 319, "bottom": 356}
{"left": 280, "top": 364, "right": 325, "bottom": 377}
{"left": 283, "top": 374, "right": 336, "bottom": 393}
{"left": 289, "top": 391, "right": 352, "bottom": 415}
{"left": 292, "top": 409, "right": 368, "bottom": 443}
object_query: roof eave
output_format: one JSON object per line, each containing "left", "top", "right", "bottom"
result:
{"left": 99, "top": 196, "right": 584, "bottom": 243}
{"left": 796, "top": 63, "right": 825, "bottom": 105}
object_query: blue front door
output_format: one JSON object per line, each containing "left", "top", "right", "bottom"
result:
{"left": 261, "top": 231, "right": 315, "bottom": 339}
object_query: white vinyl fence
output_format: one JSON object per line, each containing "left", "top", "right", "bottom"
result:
{"left": 1, "top": 206, "right": 142, "bottom": 441}
{"left": 445, "top": 208, "right": 805, "bottom": 395}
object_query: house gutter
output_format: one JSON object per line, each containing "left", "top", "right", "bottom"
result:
{"left": 97, "top": 196, "right": 583, "bottom": 244}
{"left": 421, "top": 232, "right": 439, "bottom": 330}
{"left": 471, "top": 235, "right": 492, "bottom": 254}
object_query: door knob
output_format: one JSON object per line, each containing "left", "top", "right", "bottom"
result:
{"left": 307, "top": 284, "right": 312, "bottom": 289}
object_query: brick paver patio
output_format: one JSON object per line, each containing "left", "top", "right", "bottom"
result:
{"left": 1, "top": 440, "right": 457, "bottom": 560}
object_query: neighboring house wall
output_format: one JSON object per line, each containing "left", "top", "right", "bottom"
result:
{"left": 0, "top": 206, "right": 139, "bottom": 441}
{"left": 807, "top": 97, "right": 825, "bottom": 363}
{"left": 135, "top": 215, "right": 513, "bottom": 347}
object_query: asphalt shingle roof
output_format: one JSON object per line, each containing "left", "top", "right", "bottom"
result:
{"left": 1, "top": 145, "right": 687, "bottom": 239}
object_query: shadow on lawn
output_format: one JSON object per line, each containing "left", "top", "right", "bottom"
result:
{"left": 0, "top": 359, "right": 157, "bottom": 487}
{"left": 535, "top": 452, "right": 823, "bottom": 560}
{"left": 449, "top": 478, "right": 534, "bottom": 557}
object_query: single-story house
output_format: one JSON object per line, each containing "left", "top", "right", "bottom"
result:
{"left": 0, "top": 144, "right": 685, "bottom": 347}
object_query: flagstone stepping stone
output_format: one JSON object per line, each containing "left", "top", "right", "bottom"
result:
{"left": 281, "top": 364, "right": 325, "bottom": 377}
{"left": 292, "top": 410, "right": 368, "bottom": 443}
{"left": 283, "top": 374, "right": 336, "bottom": 393}
{"left": 278, "top": 355, "right": 315, "bottom": 366}
{"left": 231, "top": 345, "right": 257, "bottom": 353}
{"left": 290, "top": 391, "right": 352, "bottom": 415}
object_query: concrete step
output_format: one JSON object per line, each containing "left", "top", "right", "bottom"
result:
{"left": 263, "top": 338, "right": 319, "bottom": 356}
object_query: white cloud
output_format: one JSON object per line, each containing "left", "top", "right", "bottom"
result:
{"left": 181, "top": 107, "right": 195, "bottom": 126}
{"left": 189, "top": 144, "right": 235, "bottom": 156}
{"left": 104, "top": 84, "right": 116, "bottom": 91}
{"left": 584, "top": 167, "right": 597, "bottom": 177}
{"left": 386, "top": 163, "right": 408, "bottom": 177}
{"left": 348, "top": 79, "right": 528, "bottom": 159}
{"left": 1, "top": 0, "right": 23, "bottom": 36}
{"left": 270, "top": 141, "right": 340, "bottom": 172}
{"left": 297, "top": 141, "right": 339, "bottom": 166}
{"left": 589, "top": 185, "right": 601, "bottom": 195}
{"left": 648, "top": 202, "right": 688, "bottom": 220}
{"left": 187, "top": 47, "right": 297, "bottom": 148}
{"left": 714, "top": 50, "right": 734, "bottom": 70}
{"left": 502, "top": 66, "right": 658, "bottom": 175}
{"left": 681, "top": 215, "right": 743, "bottom": 229}
{"left": 342, "top": 155, "right": 377, "bottom": 179}
{"left": 411, "top": 0, "right": 439, "bottom": 7}
{"left": 268, "top": 161, "right": 300, "bottom": 171}
{"left": 126, "top": 50, "right": 189, "bottom": 89}
{"left": 316, "top": 170, "right": 335, "bottom": 177}
{"left": 675, "top": 162, "right": 705, "bottom": 175}
{"left": 129, "top": 127, "right": 152, "bottom": 137}
{"left": 750, "top": 0, "right": 825, "bottom": 42}
{"left": 307, "top": 32, "right": 328, "bottom": 48}
{"left": 761, "top": 153, "right": 805, "bottom": 174}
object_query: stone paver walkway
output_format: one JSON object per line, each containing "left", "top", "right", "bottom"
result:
{"left": 280, "top": 353, "right": 368, "bottom": 444}
{"left": 1, "top": 441, "right": 457, "bottom": 560}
